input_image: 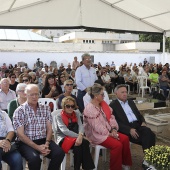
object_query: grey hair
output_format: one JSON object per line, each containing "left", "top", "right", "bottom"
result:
{"left": 63, "top": 79, "right": 73, "bottom": 87}
{"left": 28, "top": 72, "right": 36, "bottom": 76}
{"left": 81, "top": 53, "right": 91, "bottom": 60}
{"left": 87, "top": 83, "right": 103, "bottom": 99}
{"left": 114, "top": 84, "right": 127, "bottom": 93}
{"left": 0, "top": 78, "right": 10, "bottom": 84}
{"left": 16, "top": 83, "right": 27, "bottom": 93}
{"left": 70, "top": 70, "right": 75, "bottom": 75}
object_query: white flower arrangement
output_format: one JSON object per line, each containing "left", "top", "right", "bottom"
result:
{"left": 144, "top": 145, "right": 170, "bottom": 170}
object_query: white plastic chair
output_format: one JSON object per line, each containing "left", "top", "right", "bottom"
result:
{"left": 1, "top": 161, "right": 8, "bottom": 169}
{"left": 93, "top": 145, "right": 107, "bottom": 170}
{"left": 51, "top": 109, "right": 74, "bottom": 170}
{"left": 71, "top": 89, "right": 78, "bottom": 97}
{"left": 137, "top": 76, "right": 151, "bottom": 98}
{"left": 38, "top": 98, "right": 57, "bottom": 111}
{"left": 125, "top": 84, "right": 130, "bottom": 94}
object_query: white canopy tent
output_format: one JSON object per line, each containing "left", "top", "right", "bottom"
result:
{"left": 0, "top": 0, "right": 170, "bottom": 52}
{"left": 0, "top": 0, "right": 169, "bottom": 34}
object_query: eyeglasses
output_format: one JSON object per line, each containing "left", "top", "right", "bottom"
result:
{"left": 65, "top": 104, "right": 75, "bottom": 109}
{"left": 18, "top": 90, "right": 25, "bottom": 93}
{"left": 2, "top": 82, "right": 9, "bottom": 84}
{"left": 11, "top": 77, "right": 16, "bottom": 78}
{"left": 66, "top": 84, "right": 73, "bottom": 86}
{"left": 23, "top": 79, "right": 29, "bottom": 82}
{"left": 84, "top": 58, "right": 91, "bottom": 61}
{"left": 28, "top": 93, "right": 39, "bottom": 97}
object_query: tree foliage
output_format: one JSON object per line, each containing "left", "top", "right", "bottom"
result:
{"left": 139, "top": 34, "right": 170, "bottom": 52}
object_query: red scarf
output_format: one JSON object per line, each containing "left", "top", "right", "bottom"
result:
{"left": 61, "top": 110, "right": 77, "bottom": 153}
{"left": 100, "top": 101, "right": 111, "bottom": 122}
{"left": 61, "top": 110, "right": 77, "bottom": 127}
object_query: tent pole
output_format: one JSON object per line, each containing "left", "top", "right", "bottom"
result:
{"left": 162, "top": 32, "right": 166, "bottom": 64}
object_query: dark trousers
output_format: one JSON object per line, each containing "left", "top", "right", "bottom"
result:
{"left": 160, "top": 86, "right": 170, "bottom": 98}
{"left": 128, "top": 121, "right": 155, "bottom": 150}
{"left": 18, "top": 138, "right": 65, "bottom": 170}
{"left": 73, "top": 139, "right": 95, "bottom": 170}
{"left": 0, "top": 149, "right": 23, "bottom": 170}
{"left": 77, "top": 90, "right": 86, "bottom": 113}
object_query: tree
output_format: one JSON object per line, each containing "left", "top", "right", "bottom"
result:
{"left": 139, "top": 34, "right": 170, "bottom": 52}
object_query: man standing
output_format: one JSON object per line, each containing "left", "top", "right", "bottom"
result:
{"left": 72, "top": 56, "right": 80, "bottom": 70}
{"left": 0, "top": 78, "right": 16, "bottom": 112}
{"left": 110, "top": 84, "right": 155, "bottom": 150}
{"left": 75, "top": 53, "right": 97, "bottom": 112}
{"left": 13, "top": 84, "right": 64, "bottom": 170}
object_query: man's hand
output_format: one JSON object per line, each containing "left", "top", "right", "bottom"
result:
{"left": 0, "top": 139, "right": 11, "bottom": 152}
{"left": 36, "top": 144, "right": 50, "bottom": 156}
{"left": 130, "top": 128, "right": 139, "bottom": 139}
{"left": 141, "top": 122, "right": 147, "bottom": 127}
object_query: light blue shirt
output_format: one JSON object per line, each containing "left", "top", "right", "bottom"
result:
{"left": 75, "top": 65, "right": 97, "bottom": 91}
{"left": 118, "top": 99, "right": 137, "bottom": 123}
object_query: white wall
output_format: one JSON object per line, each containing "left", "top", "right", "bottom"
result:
{"left": 0, "top": 51, "right": 163, "bottom": 69}
{"left": 115, "top": 42, "right": 160, "bottom": 52}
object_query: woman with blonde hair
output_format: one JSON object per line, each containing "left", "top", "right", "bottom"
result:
{"left": 56, "top": 96, "right": 95, "bottom": 170}
{"left": 58, "top": 79, "right": 77, "bottom": 109}
{"left": 8, "top": 83, "right": 27, "bottom": 120}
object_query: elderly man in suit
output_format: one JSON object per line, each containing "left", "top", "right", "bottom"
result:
{"left": 109, "top": 84, "right": 155, "bottom": 150}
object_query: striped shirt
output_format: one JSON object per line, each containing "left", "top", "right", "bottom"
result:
{"left": 13, "top": 102, "right": 52, "bottom": 141}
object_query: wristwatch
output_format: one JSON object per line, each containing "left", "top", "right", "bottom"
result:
{"left": 5, "top": 139, "right": 11, "bottom": 143}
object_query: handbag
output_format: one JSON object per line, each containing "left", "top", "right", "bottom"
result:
{"left": 61, "top": 136, "right": 76, "bottom": 153}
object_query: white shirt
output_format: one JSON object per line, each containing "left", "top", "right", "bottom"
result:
{"left": 101, "top": 74, "right": 110, "bottom": 83}
{"left": 118, "top": 99, "right": 137, "bottom": 123}
{"left": 75, "top": 65, "right": 97, "bottom": 91}
{"left": 0, "top": 110, "right": 14, "bottom": 137}
{"left": 83, "top": 91, "right": 110, "bottom": 107}
{"left": 0, "top": 89, "right": 16, "bottom": 110}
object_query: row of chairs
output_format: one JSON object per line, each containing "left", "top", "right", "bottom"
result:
{"left": 137, "top": 76, "right": 170, "bottom": 98}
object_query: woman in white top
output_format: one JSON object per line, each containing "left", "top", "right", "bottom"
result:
{"left": 83, "top": 81, "right": 110, "bottom": 107}
{"left": 101, "top": 71, "right": 113, "bottom": 94}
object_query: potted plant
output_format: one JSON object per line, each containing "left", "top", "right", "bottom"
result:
{"left": 143, "top": 145, "right": 170, "bottom": 170}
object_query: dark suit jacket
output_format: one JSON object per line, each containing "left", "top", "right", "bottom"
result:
{"left": 109, "top": 99, "right": 145, "bottom": 135}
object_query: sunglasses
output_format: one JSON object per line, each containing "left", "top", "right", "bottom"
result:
{"left": 23, "top": 79, "right": 29, "bottom": 82}
{"left": 100, "top": 93, "right": 105, "bottom": 96}
{"left": 60, "top": 76, "right": 65, "bottom": 78}
{"left": 66, "top": 84, "right": 73, "bottom": 86}
{"left": 65, "top": 104, "right": 75, "bottom": 109}
{"left": 11, "top": 77, "right": 16, "bottom": 78}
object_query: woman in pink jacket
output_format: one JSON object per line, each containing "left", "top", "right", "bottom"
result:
{"left": 84, "top": 84, "right": 132, "bottom": 170}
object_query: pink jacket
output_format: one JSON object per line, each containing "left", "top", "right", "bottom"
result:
{"left": 84, "top": 103, "right": 118, "bottom": 144}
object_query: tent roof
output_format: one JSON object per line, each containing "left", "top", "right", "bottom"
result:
{"left": 0, "top": 29, "right": 52, "bottom": 41}
{"left": 0, "top": 0, "right": 169, "bottom": 35}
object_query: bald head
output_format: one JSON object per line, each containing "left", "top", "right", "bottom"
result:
{"left": 25, "top": 84, "right": 39, "bottom": 94}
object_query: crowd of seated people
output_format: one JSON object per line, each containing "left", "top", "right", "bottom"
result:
{"left": 0, "top": 56, "right": 168, "bottom": 169}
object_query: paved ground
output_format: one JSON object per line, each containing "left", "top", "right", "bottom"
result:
{"left": 63, "top": 139, "right": 170, "bottom": 170}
